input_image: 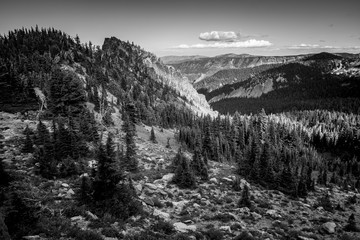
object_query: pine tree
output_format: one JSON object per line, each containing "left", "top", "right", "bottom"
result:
{"left": 0, "top": 155, "right": 10, "bottom": 186}
{"left": 78, "top": 175, "right": 93, "bottom": 204}
{"left": 238, "top": 185, "right": 251, "bottom": 208}
{"left": 22, "top": 127, "right": 34, "bottom": 153}
{"left": 166, "top": 137, "right": 171, "bottom": 149}
{"left": 150, "top": 127, "right": 157, "bottom": 143}
{"left": 123, "top": 113, "right": 138, "bottom": 172}
{"left": 173, "top": 149, "right": 196, "bottom": 188}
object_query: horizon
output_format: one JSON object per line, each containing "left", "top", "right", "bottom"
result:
{"left": 1, "top": 0, "right": 359, "bottom": 57}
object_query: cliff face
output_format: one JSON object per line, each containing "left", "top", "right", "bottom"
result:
{"left": 98, "top": 37, "right": 217, "bottom": 116}
{"left": 144, "top": 57, "right": 216, "bottom": 116}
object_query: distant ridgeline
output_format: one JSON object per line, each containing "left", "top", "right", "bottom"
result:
{"left": 210, "top": 53, "right": 360, "bottom": 115}
{"left": 164, "top": 52, "right": 360, "bottom": 115}
{"left": 0, "top": 27, "right": 211, "bottom": 126}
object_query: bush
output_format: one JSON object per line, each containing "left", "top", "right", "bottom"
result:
{"left": 101, "top": 227, "right": 122, "bottom": 238}
{"left": 203, "top": 228, "right": 223, "bottom": 240}
{"left": 238, "top": 185, "right": 251, "bottom": 208}
{"left": 68, "top": 228, "right": 104, "bottom": 240}
{"left": 173, "top": 233, "right": 193, "bottom": 240}
{"left": 124, "top": 230, "right": 167, "bottom": 240}
{"left": 316, "top": 193, "right": 333, "bottom": 212}
{"left": 152, "top": 220, "right": 175, "bottom": 235}
{"left": 212, "top": 213, "right": 236, "bottom": 223}
{"left": 233, "top": 231, "right": 257, "bottom": 240}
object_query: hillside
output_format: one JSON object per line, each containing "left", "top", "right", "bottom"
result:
{"left": 163, "top": 54, "right": 306, "bottom": 88}
{"left": 209, "top": 53, "right": 360, "bottom": 114}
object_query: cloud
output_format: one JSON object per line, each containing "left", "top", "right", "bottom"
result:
{"left": 199, "top": 31, "right": 238, "bottom": 42}
{"left": 287, "top": 43, "right": 360, "bottom": 50}
{"left": 198, "top": 31, "right": 269, "bottom": 42}
{"left": 319, "top": 40, "right": 326, "bottom": 43}
{"left": 174, "top": 39, "right": 272, "bottom": 49}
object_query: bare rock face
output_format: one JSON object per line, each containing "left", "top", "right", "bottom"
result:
{"left": 144, "top": 56, "right": 217, "bottom": 117}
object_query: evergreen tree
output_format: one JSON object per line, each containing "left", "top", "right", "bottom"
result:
{"left": 78, "top": 175, "right": 93, "bottom": 204}
{"left": 166, "top": 137, "right": 171, "bottom": 149}
{"left": 173, "top": 149, "right": 197, "bottom": 188}
{"left": 122, "top": 113, "right": 138, "bottom": 172}
{"left": 22, "top": 128, "right": 34, "bottom": 153}
{"left": 238, "top": 185, "right": 251, "bottom": 208}
{"left": 149, "top": 127, "right": 157, "bottom": 143}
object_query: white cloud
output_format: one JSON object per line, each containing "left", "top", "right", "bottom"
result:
{"left": 288, "top": 43, "right": 360, "bottom": 50}
{"left": 174, "top": 39, "right": 272, "bottom": 49}
{"left": 199, "top": 31, "right": 238, "bottom": 41}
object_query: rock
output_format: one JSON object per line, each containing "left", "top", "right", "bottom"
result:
{"left": 173, "top": 222, "right": 197, "bottom": 232}
{"left": 162, "top": 173, "right": 174, "bottom": 182}
{"left": 61, "top": 183, "right": 70, "bottom": 188}
{"left": 222, "top": 177, "right": 233, "bottom": 183}
{"left": 144, "top": 197, "right": 154, "bottom": 206}
{"left": 193, "top": 203, "right": 200, "bottom": 208}
{"left": 251, "top": 212, "right": 262, "bottom": 220}
{"left": 266, "top": 209, "right": 281, "bottom": 219}
{"left": 144, "top": 183, "right": 159, "bottom": 190}
{"left": 85, "top": 211, "right": 98, "bottom": 220}
{"left": 135, "top": 184, "right": 143, "bottom": 194}
{"left": 298, "top": 236, "right": 315, "bottom": 240}
{"left": 210, "top": 178, "right": 218, "bottom": 184}
{"left": 71, "top": 216, "right": 89, "bottom": 230}
{"left": 22, "top": 236, "right": 41, "bottom": 240}
{"left": 322, "top": 222, "right": 336, "bottom": 234}
{"left": 238, "top": 207, "right": 250, "bottom": 214}
{"left": 240, "top": 179, "right": 251, "bottom": 189}
{"left": 65, "top": 188, "right": 75, "bottom": 199}
{"left": 153, "top": 209, "right": 170, "bottom": 221}
{"left": 220, "top": 226, "right": 232, "bottom": 233}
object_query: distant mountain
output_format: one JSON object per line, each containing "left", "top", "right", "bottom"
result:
{"left": 166, "top": 54, "right": 306, "bottom": 88}
{"left": 209, "top": 52, "right": 360, "bottom": 114}
{"left": 160, "top": 55, "right": 208, "bottom": 64}
{"left": 164, "top": 51, "right": 360, "bottom": 114}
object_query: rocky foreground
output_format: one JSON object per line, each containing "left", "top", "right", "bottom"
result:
{"left": 1, "top": 112, "right": 360, "bottom": 240}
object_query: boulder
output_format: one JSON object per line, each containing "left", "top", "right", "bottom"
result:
{"left": 153, "top": 209, "right": 170, "bottom": 221}
{"left": 210, "top": 178, "right": 218, "bottom": 184}
{"left": 162, "top": 173, "right": 174, "bottom": 182}
{"left": 144, "top": 183, "right": 160, "bottom": 190}
{"left": 173, "top": 222, "right": 197, "bottom": 232}
{"left": 322, "top": 222, "right": 336, "bottom": 234}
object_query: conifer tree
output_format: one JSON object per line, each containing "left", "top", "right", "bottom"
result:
{"left": 166, "top": 137, "right": 171, "bottom": 149}
{"left": 238, "top": 185, "right": 251, "bottom": 208}
{"left": 173, "top": 149, "right": 196, "bottom": 188}
{"left": 22, "top": 127, "right": 34, "bottom": 153}
{"left": 150, "top": 127, "right": 157, "bottom": 143}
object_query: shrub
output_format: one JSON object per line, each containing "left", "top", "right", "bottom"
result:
{"left": 173, "top": 233, "right": 193, "bottom": 240}
{"left": 152, "top": 220, "right": 175, "bottom": 235}
{"left": 68, "top": 228, "right": 104, "bottom": 240}
{"left": 316, "top": 193, "right": 333, "bottom": 212}
{"left": 233, "top": 231, "right": 257, "bottom": 240}
{"left": 203, "top": 228, "right": 223, "bottom": 240}
{"left": 238, "top": 185, "right": 251, "bottom": 208}
{"left": 101, "top": 227, "right": 122, "bottom": 238}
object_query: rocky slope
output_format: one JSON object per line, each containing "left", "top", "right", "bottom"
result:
{"left": 1, "top": 112, "right": 360, "bottom": 240}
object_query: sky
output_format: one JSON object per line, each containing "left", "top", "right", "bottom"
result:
{"left": 1, "top": 0, "right": 360, "bottom": 57}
